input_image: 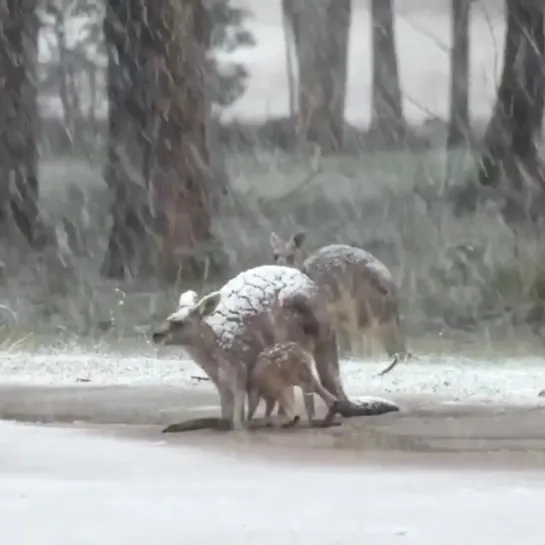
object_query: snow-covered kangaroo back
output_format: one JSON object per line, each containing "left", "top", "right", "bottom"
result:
{"left": 205, "top": 265, "right": 320, "bottom": 356}
{"left": 270, "top": 232, "right": 410, "bottom": 372}
{"left": 153, "top": 264, "right": 399, "bottom": 431}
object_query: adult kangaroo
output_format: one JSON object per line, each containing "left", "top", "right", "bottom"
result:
{"left": 152, "top": 265, "right": 399, "bottom": 432}
{"left": 270, "top": 232, "right": 413, "bottom": 375}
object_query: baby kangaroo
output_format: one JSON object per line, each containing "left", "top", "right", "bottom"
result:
{"left": 247, "top": 340, "right": 342, "bottom": 429}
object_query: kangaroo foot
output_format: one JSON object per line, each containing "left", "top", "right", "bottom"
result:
{"left": 337, "top": 399, "right": 399, "bottom": 418}
{"left": 281, "top": 415, "right": 300, "bottom": 429}
{"left": 162, "top": 417, "right": 231, "bottom": 433}
{"left": 320, "top": 401, "right": 343, "bottom": 428}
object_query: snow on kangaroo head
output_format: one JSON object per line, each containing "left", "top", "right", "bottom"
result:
{"left": 167, "top": 290, "right": 200, "bottom": 323}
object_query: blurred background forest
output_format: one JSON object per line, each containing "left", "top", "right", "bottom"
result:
{"left": 0, "top": 0, "right": 544, "bottom": 354}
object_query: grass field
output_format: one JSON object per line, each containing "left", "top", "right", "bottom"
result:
{"left": 4, "top": 0, "right": 525, "bottom": 353}
{"left": 1, "top": 148, "right": 544, "bottom": 358}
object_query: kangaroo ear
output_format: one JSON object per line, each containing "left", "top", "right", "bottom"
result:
{"left": 270, "top": 232, "right": 283, "bottom": 250}
{"left": 290, "top": 231, "right": 306, "bottom": 249}
{"left": 196, "top": 291, "right": 222, "bottom": 317}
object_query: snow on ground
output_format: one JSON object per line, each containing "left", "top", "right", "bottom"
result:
{"left": 1, "top": 348, "right": 545, "bottom": 405}
{"left": 1, "top": 419, "right": 545, "bottom": 545}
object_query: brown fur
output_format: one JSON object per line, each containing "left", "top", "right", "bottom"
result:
{"left": 152, "top": 266, "right": 394, "bottom": 432}
{"left": 270, "top": 232, "right": 413, "bottom": 374}
{"left": 247, "top": 341, "right": 339, "bottom": 428}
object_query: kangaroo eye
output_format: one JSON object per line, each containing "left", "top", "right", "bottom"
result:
{"left": 273, "top": 254, "right": 280, "bottom": 262}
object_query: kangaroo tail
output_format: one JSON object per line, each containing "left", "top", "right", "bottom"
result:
{"left": 376, "top": 352, "right": 418, "bottom": 377}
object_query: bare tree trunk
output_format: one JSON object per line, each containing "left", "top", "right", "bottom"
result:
{"left": 147, "top": 0, "right": 217, "bottom": 282}
{"left": 447, "top": 0, "right": 471, "bottom": 148}
{"left": 67, "top": 60, "right": 81, "bottom": 141}
{"left": 329, "top": 0, "right": 351, "bottom": 142}
{"left": 293, "top": 0, "right": 351, "bottom": 154}
{"left": 281, "top": 0, "right": 298, "bottom": 122}
{"left": 101, "top": 0, "right": 156, "bottom": 279}
{"left": 0, "top": 0, "right": 43, "bottom": 248}
{"left": 48, "top": 4, "right": 75, "bottom": 148}
{"left": 204, "top": 81, "right": 229, "bottom": 217}
{"left": 87, "top": 65, "right": 97, "bottom": 141}
{"left": 473, "top": 0, "right": 545, "bottom": 224}
{"left": 369, "top": 0, "right": 405, "bottom": 146}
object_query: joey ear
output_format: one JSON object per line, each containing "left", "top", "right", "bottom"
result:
{"left": 196, "top": 291, "right": 222, "bottom": 317}
{"left": 290, "top": 231, "right": 306, "bottom": 249}
{"left": 270, "top": 232, "right": 283, "bottom": 250}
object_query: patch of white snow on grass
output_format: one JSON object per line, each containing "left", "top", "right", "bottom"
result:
{"left": 343, "top": 355, "right": 545, "bottom": 405}
{"left": 1, "top": 349, "right": 545, "bottom": 405}
{"left": 0, "top": 349, "right": 208, "bottom": 387}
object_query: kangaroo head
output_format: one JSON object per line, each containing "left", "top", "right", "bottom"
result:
{"left": 269, "top": 231, "right": 306, "bottom": 267}
{"left": 152, "top": 290, "right": 222, "bottom": 347}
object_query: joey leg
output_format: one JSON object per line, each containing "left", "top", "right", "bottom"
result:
{"left": 276, "top": 387, "right": 299, "bottom": 428}
{"left": 302, "top": 391, "right": 316, "bottom": 426}
{"left": 281, "top": 415, "right": 300, "bottom": 429}
{"left": 264, "top": 396, "right": 277, "bottom": 427}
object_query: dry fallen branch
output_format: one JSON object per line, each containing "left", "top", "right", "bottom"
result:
{"left": 191, "top": 375, "right": 210, "bottom": 382}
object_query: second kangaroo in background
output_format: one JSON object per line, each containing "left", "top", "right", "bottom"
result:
{"left": 269, "top": 231, "right": 414, "bottom": 375}
{"left": 247, "top": 340, "right": 341, "bottom": 428}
